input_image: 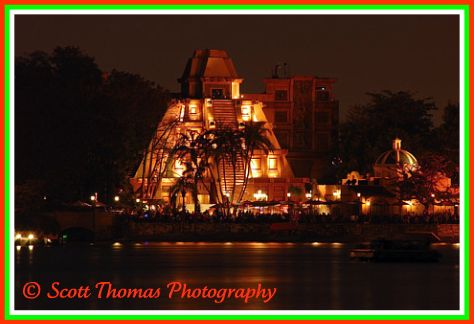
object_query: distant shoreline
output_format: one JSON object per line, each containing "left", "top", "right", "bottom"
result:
{"left": 118, "top": 223, "right": 459, "bottom": 243}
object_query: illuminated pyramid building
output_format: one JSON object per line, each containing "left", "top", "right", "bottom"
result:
{"left": 131, "top": 49, "right": 309, "bottom": 209}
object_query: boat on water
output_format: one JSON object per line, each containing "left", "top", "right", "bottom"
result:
{"left": 350, "top": 239, "right": 441, "bottom": 262}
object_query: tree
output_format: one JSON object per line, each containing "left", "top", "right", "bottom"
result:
{"left": 431, "top": 103, "right": 460, "bottom": 166}
{"left": 238, "top": 121, "right": 275, "bottom": 202}
{"left": 15, "top": 46, "right": 170, "bottom": 205}
{"left": 397, "top": 153, "right": 457, "bottom": 215}
{"left": 168, "top": 175, "right": 196, "bottom": 213}
{"left": 164, "top": 122, "right": 275, "bottom": 215}
{"left": 205, "top": 127, "right": 242, "bottom": 204}
{"left": 203, "top": 123, "right": 274, "bottom": 206}
{"left": 168, "top": 130, "right": 212, "bottom": 213}
{"left": 339, "top": 91, "right": 436, "bottom": 174}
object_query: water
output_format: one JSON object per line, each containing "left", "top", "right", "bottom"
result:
{"left": 15, "top": 242, "right": 459, "bottom": 310}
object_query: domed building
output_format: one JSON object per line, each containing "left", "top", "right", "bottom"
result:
{"left": 337, "top": 138, "right": 419, "bottom": 216}
{"left": 373, "top": 138, "right": 418, "bottom": 178}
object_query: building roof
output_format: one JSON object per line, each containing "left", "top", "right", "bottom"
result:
{"left": 375, "top": 150, "right": 418, "bottom": 165}
{"left": 179, "top": 49, "right": 240, "bottom": 81}
{"left": 374, "top": 138, "right": 418, "bottom": 166}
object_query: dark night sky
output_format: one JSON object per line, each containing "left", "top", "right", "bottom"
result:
{"left": 15, "top": 14, "right": 459, "bottom": 123}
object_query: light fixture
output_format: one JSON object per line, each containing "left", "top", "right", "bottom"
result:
{"left": 114, "top": 196, "right": 120, "bottom": 202}
{"left": 253, "top": 190, "right": 268, "bottom": 201}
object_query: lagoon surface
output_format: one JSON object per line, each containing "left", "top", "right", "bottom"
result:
{"left": 15, "top": 242, "right": 459, "bottom": 310}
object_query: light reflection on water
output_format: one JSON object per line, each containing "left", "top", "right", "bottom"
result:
{"left": 15, "top": 242, "right": 459, "bottom": 310}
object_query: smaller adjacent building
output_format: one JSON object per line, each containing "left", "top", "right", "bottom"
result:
{"left": 334, "top": 138, "right": 458, "bottom": 217}
{"left": 244, "top": 72, "right": 339, "bottom": 180}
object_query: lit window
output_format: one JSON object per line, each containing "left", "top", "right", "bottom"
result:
{"left": 179, "top": 105, "right": 185, "bottom": 122}
{"left": 251, "top": 158, "right": 261, "bottom": 170}
{"left": 189, "top": 106, "right": 197, "bottom": 114}
{"left": 241, "top": 106, "right": 251, "bottom": 121}
{"left": 253, "top": 190, "right": 268, "bottom": 201}
{"left": 232, "top": 82, "right": 240, "bottom": 99}
{"left": 268, "top": 158, "right": 277, "bottom": 170}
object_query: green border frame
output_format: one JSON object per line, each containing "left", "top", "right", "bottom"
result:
{"left": 3, "top": 4, "right": 470, "bottom": 320}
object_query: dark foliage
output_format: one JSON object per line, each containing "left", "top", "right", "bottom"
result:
{"left": 15, "top": 46, "right": 170, "bottom": 204}
{"left": 338, "top": 91, "right": 459, "bottom": 175}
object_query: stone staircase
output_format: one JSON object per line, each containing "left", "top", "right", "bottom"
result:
{"left": 211, "top": 99, "right": 238, "bottom": 129}
{"left": 210, "top": 99, "right": 245, "bottom": 201}
{"left": 218, "top": 154, "right": 245, "bottom": 201}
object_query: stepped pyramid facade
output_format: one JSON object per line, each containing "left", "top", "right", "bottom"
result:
{"left": 130, "top": 49, "right": 308, "bottom": 207}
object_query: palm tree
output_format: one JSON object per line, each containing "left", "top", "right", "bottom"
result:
{"left": 202, "top": 123, "right": 274, "bottom": 205}
{"left": 169, "top": 131, "right": 216, "bottom": 213}
{"left": 138, "top": 118, "right": 180, "bottom": 200}
{"left": 237, "top": 121, "right": 275, "bottom": 202}
{"left": 167, "top": 123, "right": 274, "bottom": 213}
{"left": 168, "top": 175, "right": 196, "bottom": 213}
{"left": 203, "top": 128, "right": 241, "bottom": 205}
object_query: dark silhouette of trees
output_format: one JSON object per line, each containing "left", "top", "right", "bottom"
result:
{"left": 431, "top": 103, "right": 460, "bottom": 167}
{"left": 15, "top": 46, "right": 170, "bottom": 205}
{"left": 397, "top": 153, "right": 458, "bottom": 215}
{"left": 169, "top": 130, "right": 212, "bottom": 213}
{"left": 338, "top": 91, "right": 438, "bottom": 174}
{"left": 165, "top": 122, "right": 274, "bottom": 214}
{"left": 238, "top": 121, "right": 274, "bottom": 201}
{"left": 168, "top": 173, "right": 196, "bottom": 213}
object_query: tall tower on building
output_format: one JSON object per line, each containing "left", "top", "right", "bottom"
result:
{"left": 178, "top": 49, "right": 243, "bottom": 100}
